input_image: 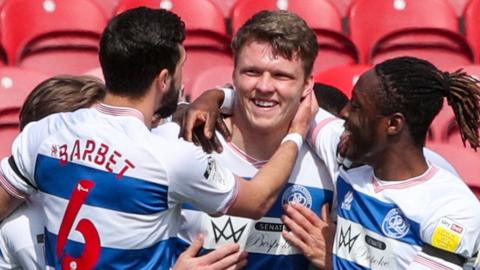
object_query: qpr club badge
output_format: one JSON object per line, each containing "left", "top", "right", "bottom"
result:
{"left": 281, "top": 184, "right": 312, "bottom": 208}
{"left": 381, "top": 208, "right": 410, "bottom": 239}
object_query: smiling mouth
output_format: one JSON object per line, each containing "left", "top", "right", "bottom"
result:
{"left": 252, "top": 98, "right": 278, "bottom": 108}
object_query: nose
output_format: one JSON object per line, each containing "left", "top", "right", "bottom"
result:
{"left": 339, "top": 102, "right": 350, "bottom": 120}
{"left": 255, "top": 73, "right": 275, "bottom": 94}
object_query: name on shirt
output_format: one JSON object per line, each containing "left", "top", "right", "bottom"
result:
{"left": 56, "top": 139, "right": 135, "bottom": 179}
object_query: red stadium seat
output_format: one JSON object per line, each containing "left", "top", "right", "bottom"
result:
{"left": 0, "top": 67, "right": 49, "bottom": 124}
{"left": 349, "top": 0, "right": 473, "bottom": 69}
{"left": 465, "top": 0, "right": 480, "bottom": 62}
{"left": 426, "top": 142, "right": 480, "bottom": 198}
{"left": 231, "top": 0, "right": 359, "bottom": 73}
{"left": 0, "top": 122, "right": 19, "bottom": 159}
{"left": 0, "top": 0, "right": 107, "bottom": 75}
{"left": 115, "top": 0, "right": 230, "bottom": 50}
{"left": 314, "top": 64, "right": 371, "bottom": 98}
{"left": 183, "top": 49, "right": 233, "bottom": 99}
{"left": 189, "top": 64, "right": 233, "bottom": 101}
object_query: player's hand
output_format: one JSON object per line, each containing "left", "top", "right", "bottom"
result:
{"left": 288, "top": 90, "right": 318, "bottom": 137}
{"left": 180, "top": 89, "right": 231, "bottom": 153}
{"left": 173, "top": 234, "right": 247, "bottom": 270}
{"left": 281, "top": 203, "right": 335, "bottom": 270}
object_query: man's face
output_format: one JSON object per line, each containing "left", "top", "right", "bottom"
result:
{"left": 233, "top": 41, "right": 312, "bottom": 132}
{"left": 339, "top": 69, "right": 389, "bottom": 164}
{"left": 155, "top": 45, "right": 186, "bottom": 118}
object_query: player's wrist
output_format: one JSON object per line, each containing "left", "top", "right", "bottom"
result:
{"left": 281, "top": 133, "right": 303, "bottom": 151}
{"left": 219, "top": 86, "right": 234, "bottom": 115}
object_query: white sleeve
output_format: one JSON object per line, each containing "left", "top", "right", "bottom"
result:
{"left": 164, "top": 140, "right": 238, "bottom": 215}
{"left": 423, "top": 148, "right": 460, "bottom": 177}
{"left": 416, "top": 179, "right": 480, "bottom": 267}
{"left": 0, "top": 124, "right": 40, "bottom": 199}
{"left": 306, "top": 108, "right": 345, "bottom": 181}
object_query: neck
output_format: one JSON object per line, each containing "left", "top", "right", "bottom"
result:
{"left": 372, "top": 144, "right": 428, "bottom": 181}
{"left": 228, "top": 116, "right": 290, "bottom": 161}
{"left": 102, "top": 89, "right": 156, "bottom": 129}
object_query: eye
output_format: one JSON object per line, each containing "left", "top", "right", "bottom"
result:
{"left": 244, "top": 69, "right": 260, "bottom": 76}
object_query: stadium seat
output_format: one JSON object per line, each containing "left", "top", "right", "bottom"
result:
{"left": 183, "top": 50, "right": 233, "bottom": 98}
{"left": 0, "top": 0, "right": 108, "bottom": 75}
{"left": 465, "top": 0, "right": 480, "bottom": 62}
{"left": 0, "top": 67, "right": 49, "bottom": 124}
{"left": 231, "top": 0, "right": 359, "bottom": 73}
{"left": 115, "top": 0, "right": 230, "bottom": 50}
{"left": 426, "top": 142, "right": 480, "bottom": 198}
{"left": 349, "top": 0, "right": 473, "bottom": 69}
{"left": 189, "top": 64, "right": 233, "bottom": 101}
{"left": 0, "top": 122, "right": 19, "bottom": 159}
{"left": 314, "top": 64, "right": 371, "bottom": 98}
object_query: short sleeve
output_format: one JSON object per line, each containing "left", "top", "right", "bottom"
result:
{"left": 0, "top": 124, "right": 39, "bottom": 199}
{"left": 164, "top": 139, "right": 237, "bottom": 215}
{"left": 420, "top": 183, "right": 480, "bottom": 258}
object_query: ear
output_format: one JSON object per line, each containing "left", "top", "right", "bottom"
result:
{"left": 156, "top": 68, "right": 171, "bottom": 94}
{"left": 386, "top": 113, "right": 406, "bottom": 136}
{"left": 302, "top": 75, "right": 314, "bottom": 98}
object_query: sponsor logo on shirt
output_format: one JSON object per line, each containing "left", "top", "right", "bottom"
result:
{"left": 281, "top": 185, "right": 312, "bottom": 208}
{"left": 431, "top": 217, "right": 464, "bottom": 252}
{"left": 211, "top": 217, "right": 247, "bottom": 243}
{"left": 365, "top": 235, "right": 386, "bottom": 250}
{"left": 338, "top": 225, "right": 360, "bottom": 252}
{"left": 341, "top": 191, "right": 354, "bottom": 211}
{"left": 254, "top": 222, "right": 284, "bottom": 232}
{"left": 381, "top": 208, "right": 410, "bottom": 239}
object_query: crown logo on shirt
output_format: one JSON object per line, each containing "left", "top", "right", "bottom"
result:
{"left": 211, "top": 217, "right": 247, "bottom": 243}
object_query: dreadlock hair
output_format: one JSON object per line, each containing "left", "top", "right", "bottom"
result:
{"left": 374, "top": 56, "right": 480, "bottom": 150}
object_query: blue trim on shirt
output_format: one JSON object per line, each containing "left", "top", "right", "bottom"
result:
{"left": 333, "top": 254, "right": 369, "bottom": 270}
{"left": 45, "top": 229, "right": 177, "bottom": 269}
{"left": 336, "top": 176, "right": 423, "bottom": 246}
{"left": 183, "top": 181, "right": 333, "bottom": 218}
{"left": 35, "top": 154, "right": 169, "bottom": 215}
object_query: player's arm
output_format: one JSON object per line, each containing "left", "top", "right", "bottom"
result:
{"left": 0, "top": 125, "right": 39, "bottom": 221}
{"left": 409, "top": 189, "right": 480, "bottom": 269}
{"left": 169, "top": 91, "right": 317, "bottom": 219}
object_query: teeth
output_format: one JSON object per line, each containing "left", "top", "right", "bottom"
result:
{"left": 254, "top": 100, "right": 275, "bottom": 107}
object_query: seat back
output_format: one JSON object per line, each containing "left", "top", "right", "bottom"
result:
{"left": 0, "top": 67, "right": 49, "bottom": 123}
{"left": 314, "top": 64, "right": 371, "bottom": 98}
{"left": 349, "top": 0, "right": 459, "bottom": 63}
{"left": 189, "top": 64, "right": 233, "bottom": 101}
{"left": 1, "top": 0, "right": 107, "bottom": 66}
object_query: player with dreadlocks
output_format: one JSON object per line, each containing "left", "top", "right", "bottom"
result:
{"left": 181, "top": 56, "right": 480, "bottom": 269}
{"left": 307, "top": 56, "right": 480, "bottom": 269}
